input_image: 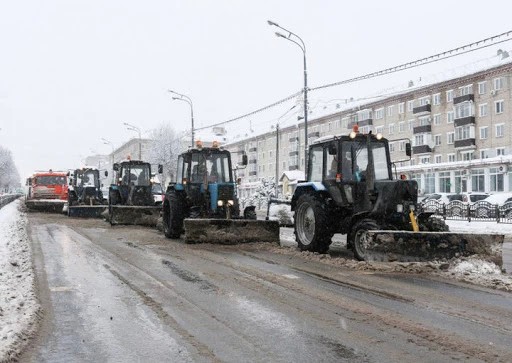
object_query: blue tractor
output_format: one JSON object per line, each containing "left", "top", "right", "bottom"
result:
{"left": 162, "top": 142, "right": 279, "bottom": 244}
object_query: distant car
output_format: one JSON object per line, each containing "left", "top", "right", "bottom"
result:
{"left": 419, "top": 193, "right": 453, "bottom": 213}
{"left": 152, "top": 183, "right": 164, "bottom": 205}
{"left": 448, "top": 192, "right": 489, "bottom": 203}
{"left": 473, "top": 192, "right": 512, "bottom": 218}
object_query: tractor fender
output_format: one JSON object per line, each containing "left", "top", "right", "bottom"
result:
{"left": 291, "top": 182, "right": 329, "bottom": 211}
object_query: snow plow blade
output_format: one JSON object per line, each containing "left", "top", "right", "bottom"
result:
{"left": 184, "top": 219, "right": 280, "bottom": 244}
{"left": 25, "top": 200, "right": 66, "bottom": 213}
{"left": 68, "top": 205, "right": 108, "bottom": 218}
{"left": 365, "top": 231, "right": 504, "bottom": 267}
{"left": 108, "top": 205, "right": 161, "bottom": 226}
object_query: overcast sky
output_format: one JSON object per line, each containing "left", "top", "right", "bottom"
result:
{"left": 1, "top": 0, "right": 512, "bottom": 180}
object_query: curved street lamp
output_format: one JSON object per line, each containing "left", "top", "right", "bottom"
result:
{"left": 168, "top": 90, "right": 195, "bottom": 148}
{"left": 267, "top": 20, "right": 309, "bottom": 170}
{"left": 123, "top": 122, "right": 142, "bottom": 160}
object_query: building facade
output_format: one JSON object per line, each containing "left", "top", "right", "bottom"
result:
{"left": 225, "top": 62, "right": 512, "bottom": 196}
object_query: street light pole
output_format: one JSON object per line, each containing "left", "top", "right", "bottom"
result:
{"left": 267, "top": 20, "right": 309, "bottom": 171}
{"left": 123, "top": 122, "right": 142, "bottom": 160}
{"left": 168, "top": 90, "right": 194, "bottom": 148}
{"left": 101, "top": 138, "right": 115, "bottom": 182}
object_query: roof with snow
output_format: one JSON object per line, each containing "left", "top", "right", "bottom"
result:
{"left": 280, "top": 170, "right": 305, "bottom": 182}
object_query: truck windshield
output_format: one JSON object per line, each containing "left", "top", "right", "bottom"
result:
{"left": 35, "top": 176, "right": 67, "bottom": 185}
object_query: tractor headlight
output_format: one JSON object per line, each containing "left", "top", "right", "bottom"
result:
{"left": 227, "top": 200, "right": 234, "bottom": 206}
{"left": 409, "top": 204, "right": 415, "bottom": 211}
{"left": 217, "top": 200, "right": 224, "bottom": 207}
{"left": 396, "top": 204, "right": 404, "bottom": 213}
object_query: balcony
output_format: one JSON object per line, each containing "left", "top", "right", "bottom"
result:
{"left": 453, "top": 94, "right": 474, "bottom": 105}
{"left": 248, "top": 147, "right": 257, "bottom": 152}
{"left": 249, "top": 171, "right": 257, "bottom": 176}
{"left": 413, "top": 104, "right": 431, "bottom": 115}
{"left": 454, "top": 116, "right": 475, "bottom": 127}
{"left": 413, "top": 124, "right": 432, "bottom": 134}
{"left": 289, "top": 151, "right": 299, "bottom": 156}
{"left": 454, "top": 138, "right": 476, "bottom": 148}
{"left": 289, "top": 165, "right": 300, "bottom": 171}
{"left": 412, "top": 145, "right": 432, "bottom": 154}
{"left": 308, "top": 131, "right": 320, "bottom": 138}
{"left": 288, "top": 136, "right": 299, "bottom": 142}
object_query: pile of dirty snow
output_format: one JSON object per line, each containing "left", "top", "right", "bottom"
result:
{"left": 0, "top": 200, "right": 40, "bottom": 362}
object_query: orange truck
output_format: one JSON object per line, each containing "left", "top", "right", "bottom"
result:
{"left": 25, "top": 170, "right": 69, "bottom": 213}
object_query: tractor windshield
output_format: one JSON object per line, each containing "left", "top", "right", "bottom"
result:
{"left": 78, "top": 170, "right": 99, "bottom": 187}
{"left": 342, "top": 139, "right": 391, "bottom": 181}
{"left": 121, "top": 164, "right": 151, "bottom": 186}
{"left": 189, "top": 152, "right": 232, "bottom": 183}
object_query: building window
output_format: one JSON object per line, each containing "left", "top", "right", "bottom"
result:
{"left": 433, "top": 114, "right": 441, "bottom": 125}
{"left": 399, "top": 140, "right": 407, "bottom": 152}
{"left": 433, "top": 93, "right": 441, "bottom": 105}
{"left": 447, "top": 132, "right": 455, "bottom": 144}
{"left": 495, "top": 100, "right": 504, "bottom": 114}
{"left": 387, "top": 105, "right": 394, "bottom": 117}
{"left": 398, "top": 102, "right": 405, "bottom": 114}
{"left": 388, "top": 124, "right": 395, "bottom": 135}
{"left": 434, "top": 134, "right": 441, "bottom": 146}
{"left": 389, "top": 142, "right": 395, "bottom": 152}
{"left": 446, "top": 90, "right": 453, "bottom": 103}
{"left": 446, "top": 111, "right": 454, "bottom": 123}
{"left": 471, "top": 169, "right": 485, "bottom": 192}
{"left": 398, "top": 122, "right": 405, "bottom": 133}
{"left": 479, "top": 103, "right": 488, "bottom": 117}
{"left": 480, "top": 149, "right": 490, "bottom": 159}
{"left": 497, "top": 147, "right": 506, "bottom": 156}
{"left": 493, "top": 77, "right": 504, "bottom": 90}
{"left": 408, "top": 119, "right": 414, "bottom": 131}
{"left": 479, "top": 126, "right": 488, "bottom": 140}
{"left": 425, "top": 173, "right": 435, "bottom": 194}
{"left": 490, "top": 167, "right": 504, "bottom": 192}
{"left": 419, "top": 96, "right": 430, "bottom": 106}
{"left": 496, "top": 123, "right": 504, "bottom": 138}
{"left": 460, "top": 151, "right": 474, "bottom": 161}
{"left": 478, "top": 81, "right": 487, "bottom": 95}
{"left": 459, "top": 84, "right": 473, "bottom": 96}
{"left": 435, "top": 155, "right": 442, "bottom": 164}
{"left": 455, "top": 125, "right": 474, "bottom": 141}
{"left": 447, "top": 153, "right": 456, "bottom": 162}
{"left": 420, "top": 156, "right": 430, "bottom": 164}
{"left": 439, "top": 171, "right": 450, "bottom": 192}
{"left": 374, "top": 108, "right": 383, "bottom": 119}
{"left": 407, "top": 100, "right": 414, "bottom": 112}
{"left": 375, "top": 126, "right": 384, "bottom": 134}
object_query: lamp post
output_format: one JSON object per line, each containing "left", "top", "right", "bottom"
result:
{"left": 101, "top": 138, "right": 115, "bottom": 182}
{"left": 267, "top": 20, "right": 308, "bottom": 171}
{"left": 168, "top": 90, "right": 195, "bottom": 148}
{"left": 123, "top": 122, "right": 142, "bottom": 160}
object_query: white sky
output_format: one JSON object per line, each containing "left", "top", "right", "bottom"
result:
{"left": 1, "top": 0, "right": 512, "bottom": 180}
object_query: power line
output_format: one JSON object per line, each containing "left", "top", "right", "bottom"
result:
{"left": 196, "top": 30, "right": 512, "bottom": 132}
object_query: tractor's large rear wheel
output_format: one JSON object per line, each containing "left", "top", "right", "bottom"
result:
{"left": 163, "top": 191, "right": 184, "bottom": 239}
{"left": 350, "top": 219, "right": 379, "bottom": 261}
{"left": 294, "top": 194, "right": 331, "bottom": 253}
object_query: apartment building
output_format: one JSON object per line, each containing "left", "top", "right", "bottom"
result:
{"left": 225, "top": 60, "right": 512, "bottom": 197}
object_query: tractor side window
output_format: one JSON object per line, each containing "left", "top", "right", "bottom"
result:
{"left": 309, "top": 146, "right": 323, "bottom": 182}
{"left": 176, "top": 156, "right": 184, "bottom": 183}
{"left": 341, "top": 142, "right": 355, "bottom": 181}
{"left": 191, "top": 154, "right": 207, "bottom": 183}
{"left": 326, "top": 152, "right": 337, "bottom": 179}
{"left": 372, "top": 143, "right": 391, "bottom": 180}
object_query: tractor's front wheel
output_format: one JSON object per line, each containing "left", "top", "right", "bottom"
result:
{"left": 163, "top": 192, "right": 184, "bottom": 239}
{"left": 294, "top": 194, "right": 331, "bottom": 253}
{"left": 350, "top": 219, "right": 379, "bottom": 261}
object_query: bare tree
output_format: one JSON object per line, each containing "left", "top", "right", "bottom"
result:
{"left": 148, "top": 124, "right": 185, "bottom": 186}
{"left": 0, "top": 146, "right": 21, "bottom": 192}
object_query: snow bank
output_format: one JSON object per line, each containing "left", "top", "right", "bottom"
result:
{"left": 0, "top": 200, "right": 40, "bottom": 362}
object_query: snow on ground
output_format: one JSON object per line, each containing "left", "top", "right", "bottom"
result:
{"left": 0, "top": 200, "right": 40, "bottom": 362}
{"left": 1, "top": 201, "right": 512, "bottom": 362}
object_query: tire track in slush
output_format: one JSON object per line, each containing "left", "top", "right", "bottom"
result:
{"left": 103, "top": 263, "right": 218, "bottom": 362}
{"left": 177, "top": 246, "right": 512, "bottom": 362}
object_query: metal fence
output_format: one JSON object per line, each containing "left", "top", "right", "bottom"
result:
{"left": 422, "top": 199, "right": 512, "bottom": 223}
{"left": 0, "top": 194, "right": 22, "bottom": 209}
